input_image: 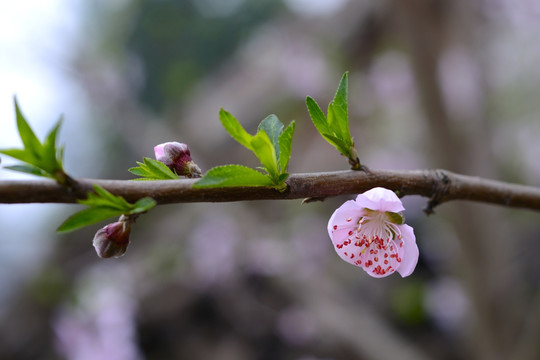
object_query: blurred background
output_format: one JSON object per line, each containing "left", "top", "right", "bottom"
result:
{"left": 1, "top": 0, "right": 540, "bottom": 359}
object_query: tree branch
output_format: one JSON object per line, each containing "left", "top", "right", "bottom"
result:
{"left": 1, "top": 169, "right": 540, "bottom": 211}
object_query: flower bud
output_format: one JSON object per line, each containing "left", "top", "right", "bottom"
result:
{"left": 154, "top": 142, "right": 201, "bottom": 178}
{"left": 93, "top": 221, "right": 131, "bottom": 258}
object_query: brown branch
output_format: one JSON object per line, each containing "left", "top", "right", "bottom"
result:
{"left": 1, "top": 169, "right": 540, "bottom": 211}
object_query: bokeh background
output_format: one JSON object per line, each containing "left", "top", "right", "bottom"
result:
{"left": 1, "top": 0, "right": 540, "bottom": 359}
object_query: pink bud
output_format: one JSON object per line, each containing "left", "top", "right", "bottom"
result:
{"left": 93, "top": 221, "right": 131, "bottom": 258}
{"left": 154, "top": 142, "right": 201, "bottom": 178}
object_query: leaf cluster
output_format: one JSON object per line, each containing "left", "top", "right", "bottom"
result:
{"left": 128, "top": 157, "right": 179, "bottom": 180}
{"left": 57, "top": 185, "right": 156, "bottom": 233}
{"left": 0, "top": 99, "right": 69, "bottom": 183}
{"left": 194, "top": 110, "right": 295, "bottom": 190}
{"left": 306, "top": 72, "right": 361, "bottom": 169}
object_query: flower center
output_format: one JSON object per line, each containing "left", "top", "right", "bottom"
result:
{"left": 357, "top": 209, "right": 403, "bottom": 249}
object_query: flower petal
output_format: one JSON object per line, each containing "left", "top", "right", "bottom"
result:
{"left": 327, "top": 200, "right": 364, "bottom": 238}
{"left": 328, "top": 200, "right": 369, "bottom": 266}
{"left": 355, "top": 187, "right": 405, "bottom": 213}
{"left": 154, "top": 144, "right": 166, "bottom": 159}
{"left": 395, "top": 224, "right": 419, "bottom": 277}
{"left": 361, "top": 239, "right": 400, "bottom": 278}
{"left": 335, "top": 240, "right": 365, "bottom": 267}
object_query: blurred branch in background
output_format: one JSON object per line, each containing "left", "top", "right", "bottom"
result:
{"left": 395, "top": 1, "right": 538, "bottom": 359}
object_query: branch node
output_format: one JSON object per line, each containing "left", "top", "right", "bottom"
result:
{"left": 424, "top": 169, "right": 451, "bottom": 215}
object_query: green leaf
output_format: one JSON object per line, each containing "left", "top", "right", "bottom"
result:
{"left": 128, "top": 167, "right": 147, "bottom": 177}
{"left": 326, "top": 103, "right": 348, "bottom": 145}
{"left": 306, "top": 96, "right": 332, "bottom": 135}
{"left": 328, "top": 72, "right": 352, "bottom": 144}
{"left": 257, "top": 114, "right": 283, "bottom": 161}
{"left": 75, "top": 185, "right": 134, "bottom": 213}
{"left": 57, "top": 185, "right": 157, "bottom": 233}
{"left": 0, "top": 148, "right": 35, "bottom": 164}
{"left": 321, "top": 132, "right": 351, "bottom": 158}
{"left": 4, "top": 164, "right": 48, "bottom": 177}
{"left": 57, "top": 206, "right": 126, "bottom": 233}
{"left": 250, "top": 130, "right": 279, "bottom": 180}
{"left": 78, "top": 193, "right": 126, "bottom": 211}
{"left": 328, "top": 104, "right": 351, "bottom": 147}
{"left": 42, "top": 116, "right": 63, "bottom": 173}
{"left": 1, "top": 99, "right": 68, "bottom": 182}
{"left": 277, "top": 172, "right": 289, "bottom": 183}
{"left": 57, "top": 145, "right": 66, "bottom": 164}
{"left": 128, "top": 157, "right": 179, "bottom": 180}
{"left": 278, "top": 121, "right": 295, "bottom": 172}
{"left": 306, "top": 72, "right": 359, "bottom": 167}
{"left": 92, "top": 184, "right": 134, "bottom": 209}
{"left": 332, "top": 72, "right": 349, "bottom": 122}
{"left": 132, "top": 197, "right": 157, "bottom": 214}
{"left": 219, "top": 109, "right": 253, "bottom": 150}
{"left": 212, "top": 110, "right": 295, "bottom": 188}
{"left": 193, "top": 165, "right": 273, "bottom": 188}
{"left": 14, "top": 98, "right": 43, "bottom": 160}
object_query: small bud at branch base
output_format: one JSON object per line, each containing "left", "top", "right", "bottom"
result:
{"left": 93, "top": 221, "right": 131, "bottom": 258}
{"left": 154, "top": 142, "right": 201, "bottom": 178}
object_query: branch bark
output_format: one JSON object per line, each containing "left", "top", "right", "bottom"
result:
{"left": 1, "top": 169, "right": 540, "bottom": 212}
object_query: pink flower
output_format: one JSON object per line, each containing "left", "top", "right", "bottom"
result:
{"left": 93, "top": 221, "right": 131, "bottom": 258}
{"left": 154, "top": 142, "right": 201, "bottom": 178}
{"left": 328, "top": 187, "right": 419, "bottom": 278}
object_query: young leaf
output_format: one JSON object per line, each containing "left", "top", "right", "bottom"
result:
{"left": 4, "top": 164, "right": 48, "bottom": 177}
{"left": 219, "top": 109, "right": 253, "bottom": 150}
{"left": 129, "top": 157, "right": 179, "bottom": 180}
{"left": 0, "top": 148, "right": 35, "bottom": 164}
{"left": 328, "top": 101, "right": 351, "bottom": 147}
{"left": 306, "top": 96, "right": 332, "bottom": 136}
{"left": 332, "top": 72, "right": 349, "bottom": 122}
{"left": 257, "top": 114, "right": 283, "bottom": 160}
{"left": 250, "top": 130, "right": 279, "bottom": 180}
{"left": 193, "top": 165, "right": 274, "bottom": 188}
{"left": 57, "top": 207, "right": 126, "bottom": 233}
{"left": 277, "top": 172, "right": 289, "bottom": 183}
{"left": 42, "top": 116, "right": 64, "bottom": 173}
{"left": 14, "top": 98, "right": 43, "bottom": 160}
{"left": 325, "top": 73, "right": 351, "bottom": 144}
{"left": 305, "top": 72, "right": 361, "bottom": 169}
{"left": 88, "top": 184, "right": 134, "bottom": 210}
{"left": 57, "top": 185, "right": 156, "bottom": 233}
{"left": 132, "top": 197, "right": 157, "bottom": 214}
{"left": 210, "top": 110, "right": 295, "bottom": 189}
{"left": 0, "top": 98, "right": 69, "bottom": 183}
{"left": 278, "top": 121, "right": 295, "bottom": 172}
{"left": 321, "top": 132, "right": 350, "bottom": 157}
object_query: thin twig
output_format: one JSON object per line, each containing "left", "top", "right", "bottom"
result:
{"left": 1, "top": 169, "right": 540, "bottom": 211}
